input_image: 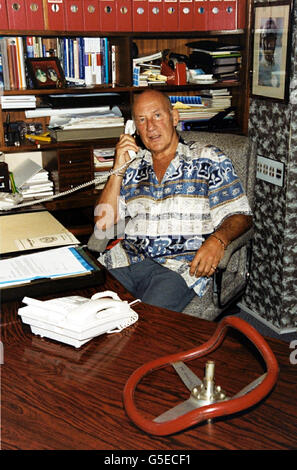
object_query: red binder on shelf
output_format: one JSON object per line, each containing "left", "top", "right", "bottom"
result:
{"left": 193, "top": 0, "right": 208, "bottom": 31}
{"left": 65, "top": 0, "right": 84, "bottom": 30}
{"left": 208, "top": 0, "right": 236, "bottom": 31}
{"left": 132, "top": 0, "right": 148, "bottom": 31}
{"left": 116, "top": 0, "right": 133, "bottom": 31}
{"left": 6, "top": 0, "right": 27, "bottom": 30}
{"left": 178, "top": 0, "right": 193, "bottom": 31}
{"left": 237, "top": 0, "right": 246, "bottom": 29}
{"left": 99, "top": 0, "right": 116, "bottom": 30}
{"left": 0, "top": 0, "right": 8, "bottom": 29}
{"left": 83, "top": 0, "right": 100, "bottom": 30}
{"left": 163, "top": 0, "right": 179, "bottom": 31}
{"left": 26, "top": 0, "right": 45, "bottom": 30}
{"left": 47, "top": 0, "right": 66, "bottom": 30}
{"left": 148, "top": 0, "right": 163, "bottom": 31}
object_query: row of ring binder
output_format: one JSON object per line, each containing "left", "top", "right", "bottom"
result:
{"left": 0, "top": 0, "right": 246, "bottom": 32}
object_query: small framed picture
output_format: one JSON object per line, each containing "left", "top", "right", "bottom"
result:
{"left": 26, "top": 57, "right": 66, "bottom": 89}
{"left": 251, "top": 0, "right": 293, "bottom": 102}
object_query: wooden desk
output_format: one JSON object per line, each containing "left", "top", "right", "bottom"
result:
{"left": 1, "top": 271, "right": 297, "bottom": 450}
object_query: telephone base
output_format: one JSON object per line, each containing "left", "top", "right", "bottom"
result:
{"left": 18, "top": 291, "right": 139, "bottom": 348}
{"left": 31, "top": 325, "right": 90, "bottom": 348}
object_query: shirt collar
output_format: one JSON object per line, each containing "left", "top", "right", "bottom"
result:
{"left": 140, "top": 141, "right": 188, "bottom": 169}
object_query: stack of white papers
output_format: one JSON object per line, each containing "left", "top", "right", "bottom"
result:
{"left": 48, "top": 105, "right": 123, "bottom": 130}
{"left": 0, "top": 246, "right": 93, "bottom": 288}
{"left": 20, "top": 170, "right": 54, "bottom": 200}
{"left": 13, "top": 158, "right": 54, "bottom": 200}
{"left": 25, "top": 105, "right": 110, "bottom": 118}
{"left": 1, "top": 95, "right": 36, "bottom": 109}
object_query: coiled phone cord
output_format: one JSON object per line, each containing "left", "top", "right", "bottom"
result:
{"left": 1, "top": 156, "right": 134, "bottom": 211}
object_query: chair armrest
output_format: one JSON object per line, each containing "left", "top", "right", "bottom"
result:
{"left": 217, "top": 228, "right": 254, "bottom": 270}
{"left": 87, "top": 231, "right": 110, "bottom": 253}
{"left": 87, "top": 220, "right": 126, "bottom": 253}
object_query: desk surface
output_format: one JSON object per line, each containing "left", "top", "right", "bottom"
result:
{"left": 1, "top": 270, "right": 297, "bottom": 450}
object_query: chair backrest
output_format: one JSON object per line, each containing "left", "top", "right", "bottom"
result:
{"left": 179, "top": 131, "right": 256, "bottom": 211}
{"left": 178, "top": 132, "right": 256, "bottom": 319}
{"left": 179, "top": 131, "right": 255, "bottom": 278}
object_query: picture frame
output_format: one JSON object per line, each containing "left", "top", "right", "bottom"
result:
{"left": 251, "top": 0, "right": 292, "bottom": 103}
{"left": 26, "top": 57, "right": 66, "bottom": 89}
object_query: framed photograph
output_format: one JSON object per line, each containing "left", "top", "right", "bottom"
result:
{"left": 26, "top": 57, "right": 66, "bottom": 89}
{"left": 251, "top": 0, "right": 292, "bottom": 102}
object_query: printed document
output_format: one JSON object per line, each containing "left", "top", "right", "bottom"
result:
{"left": 0, "top": 246, "right": 93, "bottom": 287}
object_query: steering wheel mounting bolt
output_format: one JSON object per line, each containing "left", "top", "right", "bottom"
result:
{"left": 191, "top": 360, "right": 227, "bottom": 403}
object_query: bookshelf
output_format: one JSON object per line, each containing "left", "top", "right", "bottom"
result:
{"left": 0, "top": 3, "right": 251, "bottom": 238}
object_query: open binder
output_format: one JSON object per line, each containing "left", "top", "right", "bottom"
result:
{"left": 0, "top": 245, "right": 105, "bottom": 302}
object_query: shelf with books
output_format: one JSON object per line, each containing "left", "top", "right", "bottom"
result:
{"left": 0, "top": 21, "right": 250, "bottom": 151}
{"left": 0, "top": 34, "right": 131, "bottom": 91}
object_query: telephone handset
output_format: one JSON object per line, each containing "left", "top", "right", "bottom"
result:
{"left": 18, "top": 291, "right": 140, "bottom": 348}
{"left": 124, "top": 119, "right": 137, "bottom": 161}
{"left": 0, "top": 120, "right": 138, "bottom": 211}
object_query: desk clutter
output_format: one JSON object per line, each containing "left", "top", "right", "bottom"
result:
{"left": 3, "top": 95, "right": 124, "bottom": 148}
{"left": 18, "top": 291, "right": 139, "bottom": 348}
{"left": 8, "top": 158, "right": 54, "bottom": 201}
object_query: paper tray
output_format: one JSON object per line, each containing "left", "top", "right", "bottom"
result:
{"left": 1, "top": 247, "right": 105, "bottom": 302}
{"left": 1, "top": 269, "right": 105, "bottom": 303}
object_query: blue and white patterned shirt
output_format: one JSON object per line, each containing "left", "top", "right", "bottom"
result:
{"left": 98, "top": 140, "right": 252, "bottom": 297}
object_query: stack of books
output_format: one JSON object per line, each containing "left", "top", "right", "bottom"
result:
{"left": 0, "top": 95, "right": 36, "bottom": 109}
{"left": 187, "top": 41, "right": 242, "bottom": 83}
{"left": 133, "top": 51, "right": 167, "bottom": 87}
{"left": 0, "top": 35, "right": 115, "bottom": 90}
{"left": 12, "top": 158, "right": 54, "bottom": 201}
{"left": 94, "top": 147, "right": 115, "bottom": 170}
{"left": 19, "top": 169, "right": 54, "bottom": 201}
{"left": 200, "top": 89, "right": 232, "bottom": 108}
{"left": 94, "top": 147, "right": 115, "bottom": 190}
{"left": 173, "top": 92, "right": 234, "bottom": 131}
{"left": 169, "top": 95, "right": 203, "bottom": 106}
{"left": 0, "top": 37, "right": 26, "bottom": 90}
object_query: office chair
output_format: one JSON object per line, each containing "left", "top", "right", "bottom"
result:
{"left": 88, "top": 131, "right": 255, "bottom": 321}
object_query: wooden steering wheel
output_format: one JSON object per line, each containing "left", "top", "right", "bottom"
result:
{"left": 123, "top": 316, "right": 279, "bottom": 436}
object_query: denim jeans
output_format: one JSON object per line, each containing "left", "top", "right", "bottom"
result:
{"left": 109, "top": 258, "right": 195, "bottom": 312}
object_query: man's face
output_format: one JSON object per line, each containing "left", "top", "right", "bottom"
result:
{"left": 133, "top": 91, "right": 179, "bottom": 158}
{"left": 263, "top": 35, "right": 277, "bottom": 65}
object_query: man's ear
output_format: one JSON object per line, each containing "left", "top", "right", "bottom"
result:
{"left": 172, "top": 108, "right": 179, "bottom": 127}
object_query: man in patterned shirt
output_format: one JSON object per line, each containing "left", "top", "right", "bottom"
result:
{"left": 95, "top": 89, "right": 252, "bottom": 312}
